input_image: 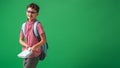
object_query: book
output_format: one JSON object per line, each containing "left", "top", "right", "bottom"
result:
{"left": 17, "top": 48, "right": 32, "bottom": 58}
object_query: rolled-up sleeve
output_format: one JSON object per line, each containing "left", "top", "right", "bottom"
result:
{"left": 20, "top": 30, "right": 24, "bottom": 38}
{"left": 37, "top": 22, "right": 44, "bottom": 35}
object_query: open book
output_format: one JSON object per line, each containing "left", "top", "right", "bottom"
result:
{"left": 17, "top": 48, "right": 32, "bottom": 58}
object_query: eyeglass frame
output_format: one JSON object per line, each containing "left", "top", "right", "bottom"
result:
{"left": 26, "top": 10, "right": 38, "bottom": 14}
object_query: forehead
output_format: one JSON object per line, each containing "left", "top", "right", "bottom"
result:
{"left": 27, "top": 7, "right": 36, "bottom": 11}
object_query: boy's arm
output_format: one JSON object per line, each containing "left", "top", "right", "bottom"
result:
{"left": 19, "top": 31, "right": 28, "bottom": 48}
{"left": 19, "top": 36, "right": 28, "bottom": 48}
{"left": 31, "top": 33, "right": 46, "bottom": 52}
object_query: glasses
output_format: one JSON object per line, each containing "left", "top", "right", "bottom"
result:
{"left": 27, "top": 11, "right": 37, "bottom": 14}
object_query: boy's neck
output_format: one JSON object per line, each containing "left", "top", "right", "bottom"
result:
{"left": 27, "top": 19, "right": 36, "bottom": 22}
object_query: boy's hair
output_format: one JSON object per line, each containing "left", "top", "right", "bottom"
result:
{"left": 27, "top": 3, "right": 40, "bottom": 13}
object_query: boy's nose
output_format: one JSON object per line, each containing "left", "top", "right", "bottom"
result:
{"left": 28, "top": 13, "right": 32, "bottom": 16}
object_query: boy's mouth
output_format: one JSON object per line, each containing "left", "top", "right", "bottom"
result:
{"left": 28, "top": 16, "right": 33, "bottom": 18}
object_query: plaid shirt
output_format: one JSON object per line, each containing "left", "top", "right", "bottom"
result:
{"left": 20, "top": 19, "right": 44, "bottom": 58}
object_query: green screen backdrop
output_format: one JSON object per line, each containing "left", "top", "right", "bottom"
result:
{"left": 0, "top": 0, "right": 120, "bottom": 68}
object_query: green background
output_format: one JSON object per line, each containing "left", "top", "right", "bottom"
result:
{"left": 0, "top": 0, "right": 120, "bottom": 68}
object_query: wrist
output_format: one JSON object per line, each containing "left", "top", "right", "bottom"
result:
{"left": 25, "top": 45, "right": 29, "bottom": 48}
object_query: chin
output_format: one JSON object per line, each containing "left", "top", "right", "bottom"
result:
{"left": 28, "top": 18, "right": 35, "bottom": 21}
{"left": 28, "top": 17, "right": 32, "bottom": 20}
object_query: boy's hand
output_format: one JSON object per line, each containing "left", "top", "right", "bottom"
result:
{"left": 26, "top": 46, "right": 29, "bottom": 49}
{"left": 31, "top": 46, "right": 37, "bottom": 53}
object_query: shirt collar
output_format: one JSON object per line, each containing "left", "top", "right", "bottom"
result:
{"left": 27, "top": 19, "right": 37, "bottom": 24}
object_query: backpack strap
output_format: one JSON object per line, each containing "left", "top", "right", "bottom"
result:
{"left": 22, "top": 23, "right": 26, "bottom": 37}
{"left": 33, "top": 21, "right": 40, "bottom": 41}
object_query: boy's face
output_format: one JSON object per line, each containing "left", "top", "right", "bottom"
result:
{"left": 26, "top": 7, "right": 38, "bottom": 21}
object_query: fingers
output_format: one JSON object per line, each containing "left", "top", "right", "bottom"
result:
{"left": 25, "top": 46, "right": 29, "bottom": 49}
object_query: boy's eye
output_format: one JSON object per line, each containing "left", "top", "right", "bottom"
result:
{"left": 27, "top": 11, "right": 37, "bottom": 14}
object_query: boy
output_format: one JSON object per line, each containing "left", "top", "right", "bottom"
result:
{"left": 19, "top": 3, "right": 46, "bottom": 68}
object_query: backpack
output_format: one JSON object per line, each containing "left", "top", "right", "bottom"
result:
{"left": 21, "top": 21, "right": 48, "bottom": 60}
